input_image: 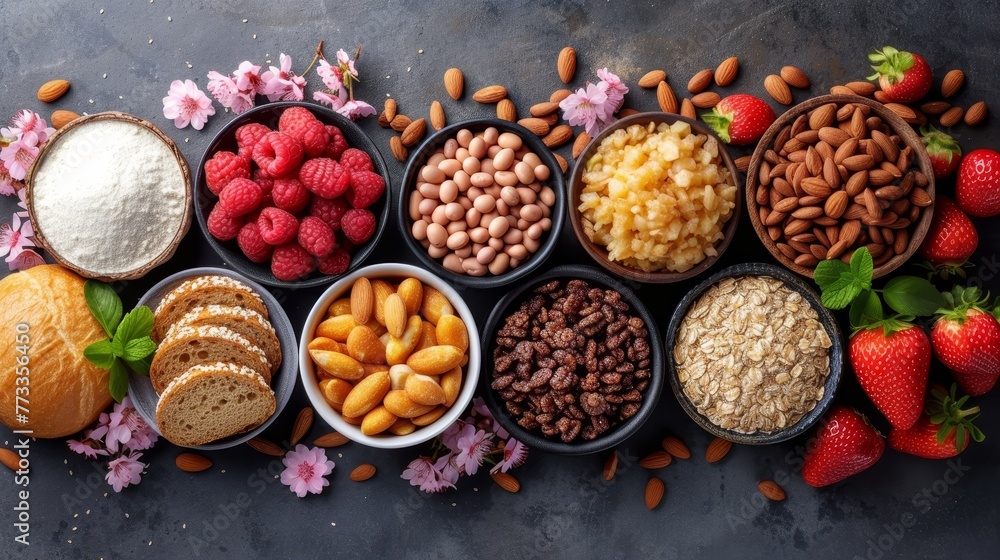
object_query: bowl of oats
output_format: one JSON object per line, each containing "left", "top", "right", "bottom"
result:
{"left": 665, "top": 262, "right": 843, "bottom": 444}
{"left": 568, "top": 112, "right": 741, "bottom": 283}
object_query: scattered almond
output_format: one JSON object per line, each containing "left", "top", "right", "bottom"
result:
{"left": 550, "top": 89, "right": 572, "bottom": 104}
{"left": 920, "top": 101, "right": 951, "bottom": 115}
{"left": 430, "top": 100, "right": 446, "bottom": 130}
{"left": 638, "top": 70, "right": 667, "bottom": 89}
{"left": 758, "top": 480, "right": 786, "bottom": 501}
{"left": 680, "top": 98, "right": 696, "bottom": 120}
{"left": 542, "top": 124, "right": 573, "bottom": 148}
{"left": 529, "top": 101, "right": 560, "bottom": 117}
{"left": 444, "top": 68, "right": 464, "bottom": 100}
{"left": 845, "top": 81, "right": 877, "bottom": 96}
{"left": 829, "top": 85, "right": 856, "bottom": 96}
{"left": 517, "top": 117, "right": 550, "bottom": 136}
{"left": 492, "top": 471, "right": 520, "bottom": 493}
{"left": 313, "top": 431, "right": 350, "bottom": 448}
{"left": 497, "top": 99, "right": 517, "bottom": 122}
{"left": 715, "top": 56, "right": 739, "bottom": 86}
{"left": 175, "top": 452, "right": 212, "bottom": 473}
{"left": 687, "top": 69, "right": 713, "bottom": 93}
{"left": 619, "top": 108, "right": 640, "bottom": 117}
{"left": 554, "top": 153, "right": 568, "bottom": 173}
{"left": 557, "top": 46, "right": 577, "bottom": 83}
{"left": 349, "top": 463, "right": 377, "bottom": 482}
{"left": 941, "top": 69, "right": 965, "bottom": 98}
{"left": 691, "top": 91, "right": 721, "bottom": 109}
{"left": 662, "top": 436, "right": 691, "bottom": 459}
{"left": 572, "top": 131, "right": 590, "bottom": 159}
{"left": 779, "top": 66, "right": 810, "bottom": 89}
{"left": 939, "top": 106, "right": 965, "bottom": 127}
{"left": 351, "top": 277, "right": 374, "bottom": 324}
{"left": 246, "top": 437, "right": 285, "bottom": 457}
{"left": 290, "top": 407, "right": 314, "bottom": 446}
{"left": 764, "top": 74, "right": 793, "bottom": 105}
{"left": 389, "top": 136, "right": 408, "bottom": 162}
{"left": 603, "top": 451, "right": 618, "bottom": 481}
{"left": 51, "top": 110, "right": 80, "bottom": 129}
{"left": 884, "top": 103, "right": 916, "bottom": 121}
{"left": 873, "top": 90, "right": 892, "bottom": 103}
{"left": 964, "top": 101, "right": 987, "bottom": 126}
{"left": 401, "top": 118, "right": 427, "bottom": 147}
{"left": 705, "top": 437, "right": 733, "bottom": 463}
{"left": 639, "top": 450, "right": 673, "bottom": 469}
{"left": 657, "top": 80, "right": 678, "bottom": 114}
{"left": 0, "top": 448, "right": 19, "bottom": 471}
{"left": 37, "top": 79, "right": 70, "bottom": 103}
{"left": 473, "top": 85, "right": 508, "bottom": 104}
{"left": 390, "top": 114, "right": 412, "bottom": 133}
{"left": 735, "top": 155, "right": 751, "bottom": 172}
{"left": 644, "top": 477, "right": 665, "bottom": 509}
{"left": 378, "top": 98, "right": 397, "bottom": 128}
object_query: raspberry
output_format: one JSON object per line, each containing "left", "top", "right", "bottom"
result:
{"left": 204, "top": 151, "right": 249, "bottom": 195}
{"left": 252, "top": 132, "right": 304, "bottom": 179}
{"left": 340, "top": 208, "right": 376, "bottom": 244}
{"left": 235, "top": 123, "right": 271, "bottom": 161}
{"left": 345, "top": 170, "right": 386, "bottom": 209}
{"left": 299, "top": 158, "right": 351, "bottom": 199}
{"left": 218, "top": 178, "right": 264, "bottom": 217}
{"left": 256, "top": 207, "right": 299, "bottom": 245}
{"left": 297, "top": 216, "right": 336, "bottom": 258}
{"left": 237, "top": 222, "right": 274, "bottom": 263}
{"left": 271, "top": 178, "right": 311, "bottom": 213}
{"left": 339, "top": 148, "right": 374, "bottom": 174}
{"left": 278, "top": 107, "right": 329, "bottom": 158}
{"left": 309, "top": 196, "right": 349, "bottom": 231}
{"left": 317, "top": 247, "right": 351, "bottom": 275}
{"left": 324, "top": 125, "right": 349, "bottom": 160}
{"left": 207, "top": 204, "right": 244, "bottom": 241}
{"left": 271, "top": 242, "right": 316, "bottom": 281}
{"left": 253, "top": 168, "right": 274, "bottom": 196}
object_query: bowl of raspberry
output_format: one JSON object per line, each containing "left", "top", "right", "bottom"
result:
{"left": 195, "top": 101, "right": 392, "bottom": 288}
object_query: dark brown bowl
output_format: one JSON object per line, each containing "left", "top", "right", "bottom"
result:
{"left": 567, "top": 112, "right": 742, "bottom": 284}
{"left": 745, "top": 94, "right": 935, "bottom": 279}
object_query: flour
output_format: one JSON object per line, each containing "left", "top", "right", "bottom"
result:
{"left": 31, "top": 119, "right": 188, "bottom": 276}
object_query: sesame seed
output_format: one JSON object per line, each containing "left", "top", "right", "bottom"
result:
{"left": 418, "top": 49, "right": 424, "bottom": 54}
{"left": 102, "top": 73, "right": 107, "bottom": 79}
{"left": 330, "top": 522, "right": 336, "bottom": 526}
{"left": 99, "top": 8, "right": 104, "bottom": 14}
{"left": 167, "top": 16, "right": 172, "bottom": 21}
{"left": 182, "top": 524, "right": 186, "bottom": 529}
{"left": 88, "top": 99, "right": 94, "bottom": 104}
{"left": 125, "top": 513, "right": 129, "bottom": 518}
{"left": 86, "top": 510, "right": 91, "bottom": 515}
{"left": 242, "top": 18, "right": 248, "bottom": 23}
{"left": 74, "top": 514, "right": 78, "bottom": 518}
{"left": 407, "top": 67, "right": 411, "bottom": 72}
{"left": 252, "top": 34, "right": 257, "bottom": 39}
{"left": 72, "top": 527, "right": 77, "bottom": 531}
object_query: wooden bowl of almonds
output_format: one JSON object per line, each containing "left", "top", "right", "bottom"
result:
{"left": 746, "top": 94, "right": 935, "bottom": 279}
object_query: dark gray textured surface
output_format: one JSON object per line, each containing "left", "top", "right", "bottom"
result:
{"left": 2, "top": 1, "right": 999, "bottom": 558}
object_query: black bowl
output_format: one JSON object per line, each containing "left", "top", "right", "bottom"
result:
{"left": 397, "top": 118, "right": 566, "bottom": 289}
{"left": 194, "top": 101, "right": 392, "bottom": 289}
{"left": 480, "top": 264, "right": 664, "bottom": 455}
{"left": 665, "top": 262, "right": 844, "bottom": 444}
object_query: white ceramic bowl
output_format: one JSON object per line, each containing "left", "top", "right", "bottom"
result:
{"left": 299, "top": 263, "right": 481, "bottom": 449}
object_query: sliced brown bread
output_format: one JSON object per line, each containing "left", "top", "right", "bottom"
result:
{"left": 152, "top": 275, "right": 268, "bottom": 342}
{"left": 167, "top": 305, "right": 281, "bottom": 374}
{"left": 155, "top": 362, "right": 276, "bottom": 446}
{"left": 150, "top": 325, "right": 272, "bottom": 393}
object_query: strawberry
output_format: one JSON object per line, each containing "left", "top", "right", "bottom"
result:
{"left": 802, "top": 405, "right": 885, "bottom": 488}
{"left": 918, "top": 195, "right": 978, "bottom": 276}
{"left": 849, "top": 322, "right": 930, "bottom": 430}
{"left": 889, "top": 384, "right": 984, "bottom": 459}
{"left": 931, "top": 287, "right": 1000, "bottom": 396}
{"left": 920, "top": 125, "right": 961, "bottom": 178}
{"left": 701, "top": 94, "right": 776, "bottom": 146}
{"left": 955, "top": 148, "right": 1000, "bottom": 217}
{"left": 867, "top": 46, "right": 932, "bottom": 103}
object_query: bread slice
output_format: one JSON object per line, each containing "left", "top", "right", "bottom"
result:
{"left": 168, "top": 305, "right": 281, "bottom": 374}
{"left": 155, "top": 362, "right": 276, "bottom": 447}
{"left": 150, "top": 325, "right": 271, "bottom": 393}
{"left": 152, "top": 275, "right": 268, "bottom": 342}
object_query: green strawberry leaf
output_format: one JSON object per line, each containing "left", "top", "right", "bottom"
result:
{"left": 883, "top": 276, "right": 945, "bottom": 317}
{"left": 815, "top": 258, "right": 850, "bottom": 290}
{"left": 115, "top": 306, "right": 155, "bottom": 346}
{"left": 83, "top": 339, "right": 117, "bottom": 370}
{"left": 850, "top": 290, "right": 884, "bottom": 330}
{"left": 850, "top": 247, "right": 874, "bottom": 288}
{"left": 821, "top": 272, "right": 864, "bottom": 310}
{"left": 84, "top": 280, "right": 123, "bottom": 338}
{"left": 123, "top": 337, "right": 156, "bottom": 363}
{"left": 109, "top": 359, "right": 129, "bottom": 403}
{"left": 701, "top": 109, "right": 734, "bottom": 143}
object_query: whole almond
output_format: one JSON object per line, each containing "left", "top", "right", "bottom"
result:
{"left": 51, "top": 110, "right": 80, "bottom": 130}
{"left": 808, "top": 104, "right": 837, "bottom": 130}
{"left": 964, "top": 101, "right": 988, "bottom": 126}
{"left": 603, "top": 451, "right": 618, "bottom": 481}
{"left": 715, "top": 56, "right": 739, "bottom": 86}
{"left": 687, "top": 69, "right": 713, "bottom": 93}
{"left": 841, "top": 219, "right": 862, "bottom": 245}
{"left": 176, "top": 452, "right": 212, "bottom": 473}
{"left": 758, "top": 480, "right": 786, "bottom": 501}
{"left": 705, "top": 437, "right": 733, "bottom": 463}
{"left": 780, "top": 66, "right": 810, "bottom": 88}
{"left": 430, "top": 100, "right": 446, "bottom": 130}
{"left": 920, "top": 101, "right": 951, "bottom": 115}
{"left": 764, "top": 74, "right": 793, "bottom": 105}
{"left": 389, "top": 136, "right": 408, "bottom": 162}
{"left": 351, "top": 277, "right": 374, "bottom": 323}
{"left": 639, "top": 450, "right": 673, "bottom": 469}
{"left": 572, "top": 131, "right": 590, "bottom": 159}
{"left": 554, "top": 153, "right": 568, "bottom": 173}
{"left": 825, "top": 190, "right": 849, "bottom": 218}
{"left": 884, "top": 103, "right": 916, "bottom": 121}
{"left": 657, "top": 81, "right": 678, "bottom": 114}
{"left": 845, "top": 81, "right": 877, "bottom": 96}
{"left": 874, "top": 90, "right": 892, "bottom": 103}
{"left": 691, "top": 91, "right": 721, "bottom": 109}
{"left": 492, "top": 471, "right": 520, "bottom": 493}
{"left": 530, "top": 101, "right": 559, "bottom": 117}
{"left": 473, "top": 85, "right": 507, "bottom": 104}
{"left": 444, "top": 68, "right": 464, "bottom": 100}
{"left": 377, "top": 98, "right": 397, "bottom": 129}
{"left": 390, "top": 114, "right": 412, "bottom": 133}
{"left": 496, "top": 99, "right": 517, "bottom": 122}
{"left": 37, "top": 79, "right": 70, "bottom": 103}
{"left": 517, "top": 117, "right": 550, "bottom": 136}
{"left": 941, "top": 69, "right": 965, "bottom": 98}
{"left": 557, "top": 46, "right": 577, "bottom": 83}
{"left": 401, "top": 118, "right": 427, "bottom": 147}
{"left": 313, "top": 432, "right": 350, "bottom": 448}
{"left": 619, "top": 108, "right": 640, "bottom": 117}
{"left": 644, "top": 478, "right": 665, "bottom": 509}
{"left": 939, "top": 106, "right": 965, "bottom": 127}
{"left": 247, "top": 437, "right": 285, "bottom": 457}
{"left": 638, "top": 70, "right": 667, "bottom": 89}
{"left": 735, "top": 155, "right": 751, "bottom": 172}
{"left": 384, "top": 293, "right": 408, "bottom": 338}
{"left": 829, "top": 85, "right": 857, "bottom": 96}
{"left": 542, "top": 124, "right": 573, "bottom": 148}
{"left": 661, "top": 436, "right": 691, "bottom": 459}
{"left": 550, "top": 89, "right": 573, "bottom": 104}
{"left": 680, "top": 98, "right": 697, "bottom": 120}
{"left": 349, "top": 464, "right": 377, "bottom": 482}
{"left": 290, "top": 407, "right": 314, "bottom": 446}
{"left": 0, "top": 448, "right": 19, "bottom": 471}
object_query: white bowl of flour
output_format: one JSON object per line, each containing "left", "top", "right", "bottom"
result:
{"left": 27, "top": 112, "right": 192, "bottom": 281}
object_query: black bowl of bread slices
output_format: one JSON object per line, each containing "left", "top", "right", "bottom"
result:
{"left": 129, "top": 268, "right": 297, "bottom": 449}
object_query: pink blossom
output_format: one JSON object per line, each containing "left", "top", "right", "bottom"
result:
{"left": 472, "top": 397, "right": 508, "bottom": 439}
{"left": 234, "top": 61, "right": 266, "bottom": 95}
{"left": 15, "top": 188, "right": 28, "bottom": 216}
{"left": 0, "top": 132, "right": 40, "bottom": 180}
{"left": 316, "top": 59, "right": 346, "bottom": 93}
{"left": 208, "top": 70, "right": 255, "bottom": 115}
{"left": 261, "top": 53, "right": 307, "bottom": 102}
{"left": 437, "top": 454, "right": 461, "bottom": 485}
{"left": 560, "top": 82, "right": 612, "bottom": 138}
{"left": 2, "top": 110, "right": 54, "bottom": 143}
{"left": 335, "top": 49, "right": 359, "bottom": 80}
{"left": 162, "top": 79, "right": 215, "bottom": 130}
{"left": 88, "top": 412, "right": 111, "bottom": 443}
{"left": 0, "top": 166, "right": 17, "bottom": 196}
{"left": 597, "top": 68, "right": 628, "bottom": 112}
{"left": 103, "top": 396, "right": 157, "bottom": 452}
{"left": 401, "top": 456, "right": 456, "bottom": 493}
{"left": 0, "top": 212, "right": 35, "bottom": 265}
{"left": 105, "top": 451, "right": 145, "bottom": 492}
{"left": 336, "top": 100, "right": 376, "bottom": 121}
{"left": 8, "top": 249, "right": 43, "bottom": 271}
{"left": 455, "top": 425, "right": 492, "bottom": 476}
{"left": 280, "top": 444, "right": 335, "bottom": 497}
{"left": 67, "top": 437, "right": 108, "bottom": 459}
{"left": 440, "top": 420, "right": 465, "bottom": 452}
{"left": 490, "top": 438, "right": 528, "bottom": 474}
{"left": 313, "top": 89, "right": 346, "bottom": 111}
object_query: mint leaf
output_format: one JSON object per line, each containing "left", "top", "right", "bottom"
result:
{"left": 115, "top": 306, "right": 155, "bottom": 345}
{"left": 884, "top": 276, "right": 945, "bottom": 317}
{"left": 110, "top": 336, "right": 125, "bottom": 358}
{"left": 109, "top": 359, "right": 128, "bottom": 403}
{"left": 815, "top": 258, "right": 850, "bottom": 290}
{"left": 124, "top": 354, "right": 153, "bottom": 376}
{"left": 850, "top": 290, "right": 884, "bottom": 330}
{"left": 821, "top": 272, "right": 864, "bottom": 309}
{"left": 83, "top": 339, "right": 117, "bottom": 369}
{"left": 123, "top": 337, "right": 156, "bottom": 362}
{"left": 84, "top": 281, "right": 122, "bottom": 338}
{"left": 849, "top": 247, "right": 874, "bottom": 290}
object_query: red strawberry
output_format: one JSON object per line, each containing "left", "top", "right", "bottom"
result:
{"left": 849, "top": 322, "right": 931, "bottom": 430}
{"left": 889, "top": 384, "right": 984, "bottom": 459}
{"left": 920, "top": 125, "right": 961, "bottom": 178}
{"left": 955, "top": 148, "right": 1000, "bottom": 217}
{"left": 867, "top": 46, "right": 932, "bottom": 103}
{"left": 931, "top": 287, "right": 1000, "bottom": 396}
{"left": 802, "top": 405, "right": 885, "bottom": 488}
{"left": 701, "top": 94, "right": 776, "bottom": 146}
{"left": 918, "top": 195, "right": 978, "bottom": 273}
